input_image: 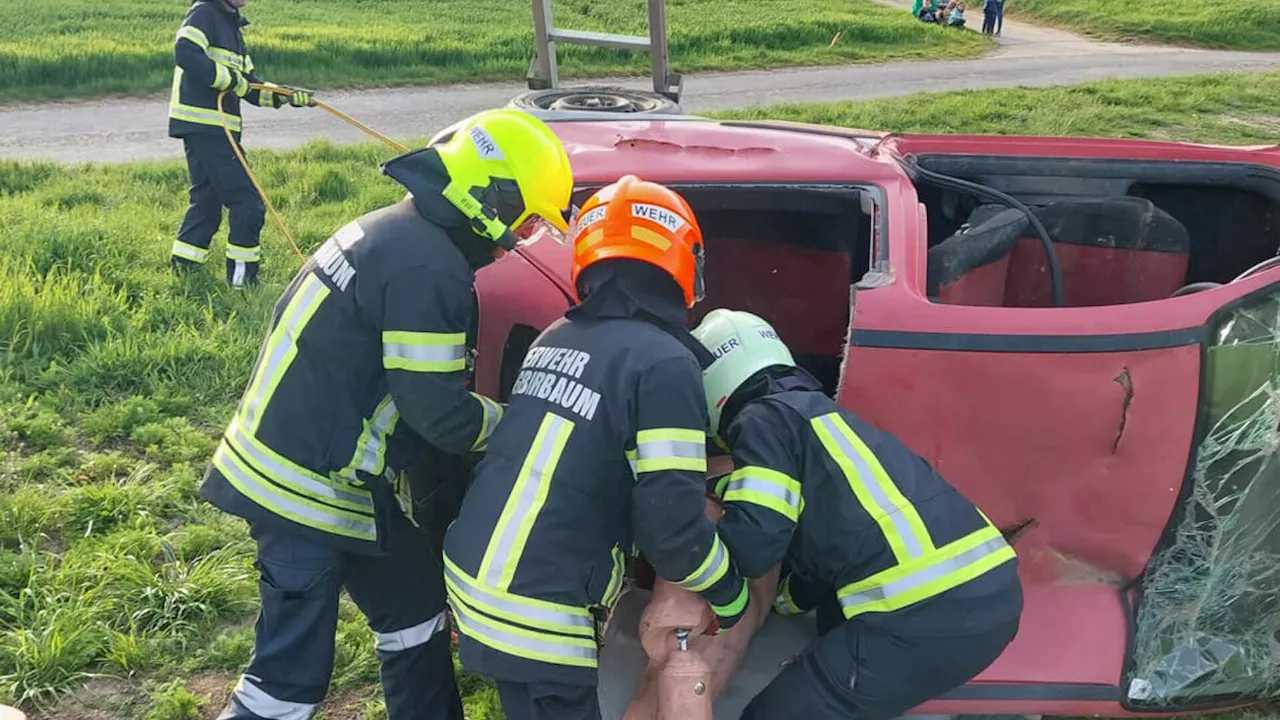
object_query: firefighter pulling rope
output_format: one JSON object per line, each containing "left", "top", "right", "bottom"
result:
{"left": 216, "top": 83, "right": 409, "bottom": 262}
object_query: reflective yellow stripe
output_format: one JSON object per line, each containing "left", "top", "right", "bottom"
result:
{"left": 225, "top": 425, "right": 373, "bottom": 513}
{"left": 677, "top": 534, "right": 730, "bottom": 593}
{"left": 211, "top": 64, "right": 231, "bottom": 91}
{"left": 226, "top": 244, "right": 261, "bottom": 262}
{"left": 336, "top": 394, "right": 400, "bottom": 483}
{"left": 602, "top": 545, "right": 626, "bottom": 608}
{"left": 625, "top": 448, "right": 637, "bottom": 477}
{"left": 443, "top": 555, "right": 594, "bottom": 637}
{"left": 382, "top": 330, "right": 467, "bottom": 373}
{"left": 207, "top": 46, "right": 248, "bottom": 71}
{"left": 447, "top": 586, "right": 597, "bottom": 668}
{"left": 710, "top": 580, "right": 748, "bottom": 616}
{"left": 257, "top": 90, "right": 276, "bottom": 108}
{"left": 176, "top": 25, "right": 209, "bottom": 49}
{"left": 477, "top": 412, "right": 575, "bottom": 592}
{"left": 213, "top": 441, "right": 376, "bottom": 542}
{"left": 723, "top": 466, "right": 804, "bottom": 523}
{"left": 635, "top": 427, "right": 706, "bottom": 473}
{"left": 170, "top": 66, "right": 242, "bottom": 132}
{"left": 239, "top": 273, "right": 329, "bottom": 433}
{"left": 470, "top": 393, "right": 504, "bottom": 452}
{"left": 837, "top": 525, "right": 1015, "bottom": 619}
{"left": 773, "top": 575, "right": 805, "bottom": 615}
{"left": 171, "top": 239, "right": 209, "bottom": 263}
{"left": 812, "top": 413, "right": 934, "bottom": 562}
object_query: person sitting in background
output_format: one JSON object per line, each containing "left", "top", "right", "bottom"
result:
{"left": 949, "top": 1, "right": 968, "bottom": 27}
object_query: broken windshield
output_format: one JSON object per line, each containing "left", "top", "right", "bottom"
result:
{"left": 1128, "top": 286, "right": 1280, "bottom": 708}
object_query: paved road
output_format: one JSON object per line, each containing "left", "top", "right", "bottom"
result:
{"left": 2, "top": 8, "right": 1277, "bottom": 164}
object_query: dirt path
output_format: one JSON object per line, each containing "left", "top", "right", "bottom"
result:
{"left": 2, "top": 8, "right": 1277, "bottom": 164}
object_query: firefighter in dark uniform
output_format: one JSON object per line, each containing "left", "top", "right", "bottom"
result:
{"left": 199, "top": 109, "right": 575, "bottom": 720}
{"left": 442, "top": 175, "right": 751, "bottom": 720}
{"left": 169, "top": 0, "right": 314, "bottom": 288}
{"left": 691, "top": 308, "right": 1025, "bottom": 720}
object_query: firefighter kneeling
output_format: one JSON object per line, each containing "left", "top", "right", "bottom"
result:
{"left": 443, "top": 176, "right": 750, "bottom": 720}
{"left": 690, "top": 309, "right": 1025, "bottom": 720}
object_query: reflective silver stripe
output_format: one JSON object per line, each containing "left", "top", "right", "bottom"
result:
{"left": 471, "top": 394, "right": 504, "bottom": 451}
{"left": 444, "top": 563, "right": 593, "bottom": 634}
{"left": 450, "top": 593, "right": 597, "bottom": 666}
{"left": 383, "top": 342, "right": 466, "bottom": 366}
{"left": 208, "top": 46, "right": 247, "bottom": 70}
{"left": 227, "top": 426, "right": 372, "bottom": 509}
{"left": 816, "top": 415, "right": 924, "bottom": 559}
{"left": 373, "top": 610, "right": 449, "bottom": 652}
{"left": 176, "top": 25, "right": 209, "bottom": 49}
{"left": 226, "top": 244, "right": 261, "bottom": 262}
{"left": 725, "top": 473, "right": 802, "bottom": 517}
{"left": 678, "top": 534, "right": 728, "bottom": 592}
{"left": 230, "top": 676, "right": 315, "bottom": 720}
{"left": 636, "top": 439, "right": 705, "bottom": 462}
{"left": 215, "top": 443, "right": 377, "bottom": 541}
{"left": 171, "top": 239, "right": 209, "bottom": 262}
{"left": 482, "top": 414, "right": 570, "bottom": 588}
{"left": 838, "top": 536, "right": 1011, "bottom": 612}
{"left": 241, "top": 274, "right": 328, "bottom": 431}
{"left": 169, "top": 104, "right": 242, "bottom": 132}
{"left": 342, "top": 395, "right": 399, "bottom": 480}
{"left": 212, "top": 63, "right": 231, "bottom": 91}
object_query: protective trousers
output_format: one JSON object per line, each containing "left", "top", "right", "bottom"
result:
{"left": 172, "top": 134, "right": 266, "bottom": 288}
{"left": 494, "top": 681, "right": 602, "bottom": 720}
{"left": 739, "top": 609, "right": 1019, "bottom": 720}
{"left": 217, "top": 507, "right": 463, "bottom": 720}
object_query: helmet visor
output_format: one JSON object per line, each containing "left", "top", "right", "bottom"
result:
{"left": 514, "top": 213, "right": 570, "bottom": 248}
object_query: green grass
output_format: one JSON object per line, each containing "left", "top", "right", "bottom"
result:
{"left": 0, "top": 71, "right": 1277, "bottom": 718}
{"left": 0, "top": 0, "right": 991, "bottom": 105}
{"left": 712, "top": 71, "right": 1280, "bottom": 145}
{"left": 1006, "top": 0, "right": 1280, "bottom": 50}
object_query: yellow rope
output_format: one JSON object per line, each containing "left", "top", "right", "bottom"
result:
{"left": 215, "top": 83, "right": 409, "bottom": 262}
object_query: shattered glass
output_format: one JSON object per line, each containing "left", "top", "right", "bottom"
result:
{"left": 1129, "top": 288, "right": 1280, "bottom": 708}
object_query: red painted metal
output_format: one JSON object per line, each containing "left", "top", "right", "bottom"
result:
{"left": 469, "top": 116, "right": 1280, "bottom": 717}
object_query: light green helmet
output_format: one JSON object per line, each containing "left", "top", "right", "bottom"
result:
{"left": 690, "top": 309, "right": 797, "bottom": 437}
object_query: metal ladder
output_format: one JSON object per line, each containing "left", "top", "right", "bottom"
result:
{"left": 527, "top": 0, "right": 683, "bottom": 103}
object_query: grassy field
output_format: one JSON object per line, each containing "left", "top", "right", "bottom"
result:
{"left": 1005, "top": 0, "right": 1280, "bottom": 50}
{"left": 1, "top": 71, "right": 1279, "bottom": 718}
{"left": 0, "top": 0, "right": 990, "bottom": 105}
{"left": 713, "top": 71, "right": 1280, "bottom": 145}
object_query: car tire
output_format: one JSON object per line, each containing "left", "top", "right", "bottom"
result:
{"left": 509, "top": 86, "right": 681, "bottom": 114}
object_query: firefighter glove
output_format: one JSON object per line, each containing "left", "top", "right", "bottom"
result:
{"left": 286, "top": 88, "right": 315, "bottom": 108}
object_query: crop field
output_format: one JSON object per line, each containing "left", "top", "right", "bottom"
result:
{"left": 1006, "top": 0, "right": 1280, "bottom": 50}
{"left": 0, "top": 0, "right": 990, "bottom": 105}
{"left": 1, "top": 71, "right": 1278, "bottom": 718}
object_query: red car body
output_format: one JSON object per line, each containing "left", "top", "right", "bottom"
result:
{"left": 462, "top": 111, "right": 1280, "bottom": 717}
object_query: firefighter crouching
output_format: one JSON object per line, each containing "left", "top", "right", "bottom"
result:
{"left": 443, "top": 176, "right": 751, "bottom": 720}
{"left": 199, "top": 109, "right": 574, "bottom": 720}
{"left": 691, "top": 309, "right": 1024, "bottom": 720}
{"left": 168, "top": 0, "right": 314, "bottom": 288}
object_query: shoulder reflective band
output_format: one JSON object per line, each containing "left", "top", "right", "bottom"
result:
{"left": 677, "top": 533, "right": 730, "bottom": 593}
{"left": 382, "top": 330, "right": 467, "bottom": 372}
{"left": 176, "top": 24, "right": 209, "bottom": 49}
{"left": 723, "top": 466, "right": 803, "bottom": 523}
{"left": 238, "top": 273, "right": 330, "bottom": 433}
{"left": 811, "top": 413, "right": 935, "bottom": 562}
{"left": 477, "top": 412, "right": 575, "bottom": 591}
{"left": 635, "top": 427, "right": 706, "bottom": 473}
{"left": 444, "top": 555, "right": 594, "bottom": 638}
{"left": 837, "top": 525, "right": 1016, "bottom": 620}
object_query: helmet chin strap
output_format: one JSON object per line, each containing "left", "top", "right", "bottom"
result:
{"left": 440, "top": 181, "right": 518, "bottom": 250}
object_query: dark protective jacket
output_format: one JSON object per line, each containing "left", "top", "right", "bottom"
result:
{"left": 716, "top": 382, "right": 1022, "bottom": 637}
{"left": 200, "top": 150, "right": 504, "bottom": 556}
{"left": 443, "top": 261, "right": 747, "bottom": 686}
{"left": 169, "top": 0, "right": 277, "bottom": 138}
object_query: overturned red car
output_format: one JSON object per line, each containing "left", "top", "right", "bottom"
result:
{"left": 447, "top": 109, "right": 1280, "bottom": 718}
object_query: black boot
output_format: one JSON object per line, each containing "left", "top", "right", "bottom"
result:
{"left": 171, "top": 255, "right": 203, "bottom": 276}
{"left": 226, "top": 258, "right": 261, "bottom": 289}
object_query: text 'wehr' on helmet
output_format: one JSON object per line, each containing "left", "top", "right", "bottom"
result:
{"left": 433, "top": 108, "right": 575, "bottom": 251}
{"left": 569, "top": 175, "right": 706, "bottom": 308}
{"left": 691, "top": 309, "right": 797, "bottom": 437}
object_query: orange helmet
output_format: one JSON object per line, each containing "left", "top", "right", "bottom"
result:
{"left": 570, "top": 175, "right": 705, "bottom": 308}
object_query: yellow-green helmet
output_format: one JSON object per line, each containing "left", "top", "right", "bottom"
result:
{"left": 434, "top": 108, "right": 575, "bottom": 250}
{"left": 691, "top": 309, "right": 797, "bottom": 437}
